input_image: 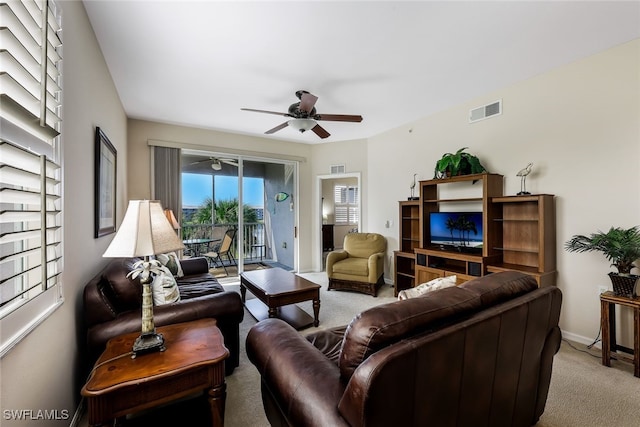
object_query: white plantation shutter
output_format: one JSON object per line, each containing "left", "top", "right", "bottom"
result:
{"left": 334, "top": 184, "right": 359, "bottom": 225}
{"left": 0, "top": 0, "right": 63, "bottom": 356}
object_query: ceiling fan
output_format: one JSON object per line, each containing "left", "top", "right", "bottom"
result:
{"left": 189, "top": 157, "right": 238, "bottom": 171}
{"left": 241, "top": 90, "right": 363, "bottom": 139}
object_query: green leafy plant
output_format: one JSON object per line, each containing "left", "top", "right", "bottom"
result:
{"left": 564, "top": 226, "right": 640, "bottom": 274}
{"left": 191, "top": 197, "right": 258, "bottom": 224}
{"left": 434, "top": 147, "right": 487, "bottom": 178}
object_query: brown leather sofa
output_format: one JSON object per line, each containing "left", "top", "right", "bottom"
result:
{"left": 83, "top": 257, "right": 244, "bottom": 375}
{"left": 247, "top": 271, "right": 562, "bottom": 426}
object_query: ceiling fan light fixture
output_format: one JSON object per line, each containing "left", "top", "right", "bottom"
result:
{"left": 211, "top": 159, "right": 222, "bottom": 170}
{"left": 287, "top": 118, "right": 316, "bottom": 133}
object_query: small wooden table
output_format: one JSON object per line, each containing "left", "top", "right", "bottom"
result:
{"left": 81, "top": 319, "right": 229, "bottom": 426}
{"left": 600, "top": 291, "right": 640, "bottom": 377}
{"left": 240, "top": 267, "right": 320, "bottom": 330}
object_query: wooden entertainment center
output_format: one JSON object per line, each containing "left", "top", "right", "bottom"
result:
{"left": 394, "top": 173, "right": 556, "bottom": 296}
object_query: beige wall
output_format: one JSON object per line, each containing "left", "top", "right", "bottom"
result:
{"left": 0, "top": 2, "right": 128, "bottom": 425}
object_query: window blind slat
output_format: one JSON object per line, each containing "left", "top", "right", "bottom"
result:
{"left": 1, "top": 77, "right": 61, "bottom": 127}
{"left": 0, "top": 229, "right": 41, "bottom": 245}
{"left": 7, "top": 1, "right": 47, "bottom": 49}
{"left": 0, "top": 247, "right": 40, "bottom": 265}
{"left": 0, "top": 95, "right": 60, "bottom": 141}
{"left": 0, "top": 4, "right": 40, "bottom": 61}
{"left": 0, "top": 277, "right": 43, "bottom": 308}
{"left": 0, "top": 191, "right": 59, "bottom": 212}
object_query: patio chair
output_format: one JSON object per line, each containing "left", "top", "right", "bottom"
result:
{"left": 203, "top": 228, "right": 237, "bottom": 275}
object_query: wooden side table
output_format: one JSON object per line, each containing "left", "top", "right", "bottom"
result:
{"left": 600, "top": 291, "right": 640, "bottom": 377}
{"left": 82, "top": 318, "right": 229, "bottom": 426}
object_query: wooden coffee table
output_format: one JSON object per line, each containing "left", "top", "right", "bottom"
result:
{"left": 81, "top": 318, "right": 228, "bottom": 426}
{"left": 240, "top": 267, "right": 321, "bottom": 329}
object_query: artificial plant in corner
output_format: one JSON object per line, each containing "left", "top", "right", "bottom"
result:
{"left": 433, "top": 147, "right": 487, "bottom": 179}
{"left": 565, "top": 226, "right": 640, "bottom": 296}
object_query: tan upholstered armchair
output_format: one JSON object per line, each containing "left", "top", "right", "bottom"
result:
{"left": 326, "top": 232, "right": 387, "bottom": 296}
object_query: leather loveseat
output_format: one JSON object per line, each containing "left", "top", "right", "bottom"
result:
{"left": 83, "top": 257, "right": 244, "bottom": 375}
{"left": 247, "top": 271, "right": 562, "bottom": 426}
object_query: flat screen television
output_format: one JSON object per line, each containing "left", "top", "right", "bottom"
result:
{"left": 429, "top": 212, "right": 483, "bottom": 253}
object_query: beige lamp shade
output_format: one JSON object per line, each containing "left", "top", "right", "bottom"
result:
{"left": 103, "top": 200, "right": 185, "bottom": 258}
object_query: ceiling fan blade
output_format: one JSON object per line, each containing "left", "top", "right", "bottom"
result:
{"left": 298, "top": 92, "right": 318, "bottom": 113}
{"left": 265, "top": 122, "right": 289, "bottom": 134}
{"left": 241, "top": 108, "right": 290, "bottom": 117}
{"left": 188, "top": 157, "right": 214, "bottom": 165}
{"left": 311, "top": 124, "right": 330, "bottom": 139}
{"left": 220, "top": 159, "right": 238, "bottom": 167}
{"left": 315, "top": 114, "right": 363, "bottom": 122}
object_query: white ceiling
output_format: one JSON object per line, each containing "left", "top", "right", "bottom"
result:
{"left": 83, "top": 1, "right": 640, "bottom": 144}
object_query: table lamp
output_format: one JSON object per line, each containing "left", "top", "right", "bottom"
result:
{"left": 103, "top": 200, "right": 185, "bottom": 357}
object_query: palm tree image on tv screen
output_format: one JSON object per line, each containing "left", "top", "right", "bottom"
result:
{"left": 429, "top": 212, "right": 483, "bottom": 253}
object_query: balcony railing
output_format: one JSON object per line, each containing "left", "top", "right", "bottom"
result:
{"left": 181, "top": 222, "right": 267, "bottom": 262}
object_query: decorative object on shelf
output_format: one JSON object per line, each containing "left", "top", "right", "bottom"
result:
{"left": 103, "top": 200, "right": 185, "bottom": 357}
{"left": 94, "top": 127, "right": 117, "bottom": 238}
{"left": 565, "top": 226, "right": 640, "bottom": 297}
{"left": 275, "top": 192, "right": 289, "bottom": 202}
{"left": 408, "top": 173, "right": 418, "bottom": 200}
{"left": 516, "top": 162, "right": 533, "bottom": 195}
{"left": 433, "top": 147, "right": 487, "bottom": 179}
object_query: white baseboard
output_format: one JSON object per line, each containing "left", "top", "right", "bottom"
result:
{"left": 561, "top": 329, "right": 602, "bottom": 349}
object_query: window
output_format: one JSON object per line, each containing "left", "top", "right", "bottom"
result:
{"left": 334, "top": 184, "right": 359, "bottom": 225}
{"left": 0, "top": 0, "right": 63, "bottom": 356}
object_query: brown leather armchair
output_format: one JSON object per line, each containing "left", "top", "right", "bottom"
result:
{"left": 247, "top": 271, "right": 562, "bottom": 426}
{"left": 83, "top": 257, "right": 244, "bottom": 375}
{"left": 326, "top": 232, "right": 387, "bottom": 296}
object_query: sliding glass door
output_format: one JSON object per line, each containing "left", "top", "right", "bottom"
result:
{"left": 181, "top": 151, "right": 296, "bottom": 281}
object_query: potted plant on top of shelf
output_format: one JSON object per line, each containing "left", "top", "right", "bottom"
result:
{"left": 564, "top": 226, "right": 640, "bottom": 297}
{"left": 433, "top": 147, "right": 487, "bottom": 179}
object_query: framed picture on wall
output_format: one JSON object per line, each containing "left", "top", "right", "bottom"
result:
{"left": 95, "top": 127, "right": 117, "bottom": 237}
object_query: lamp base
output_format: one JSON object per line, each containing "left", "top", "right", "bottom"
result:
{"left": 131, "top": 332, "right": 166, "bottom": 358}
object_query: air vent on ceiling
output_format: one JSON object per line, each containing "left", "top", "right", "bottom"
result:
{"left": 330, "top": 164, "right": 346, "bottom": 174}
{"left": 469, "top": 100, "right": 502, "bottom": 123}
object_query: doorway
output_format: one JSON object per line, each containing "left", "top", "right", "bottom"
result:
{"left": 181, "top": 150, "right": 298, "bottom": 281}
{"left": 316, "top": 172, "right": 361, "bottom": 271}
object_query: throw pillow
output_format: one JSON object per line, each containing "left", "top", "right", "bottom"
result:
{"left": 151, "top": 266, "right": 181, "bottom": 305}
{"left": 397, "top": 275, "right": 457, "bottom": 300}
{"left": 156, "top": 252, "right": 184, "bottom": 277}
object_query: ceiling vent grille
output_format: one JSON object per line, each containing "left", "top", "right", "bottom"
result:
{"left": 469, "top": 100, "right": 502, "bottom": 123}
{"left": 330, "top": 164, "right": 345, "bottom": 174}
